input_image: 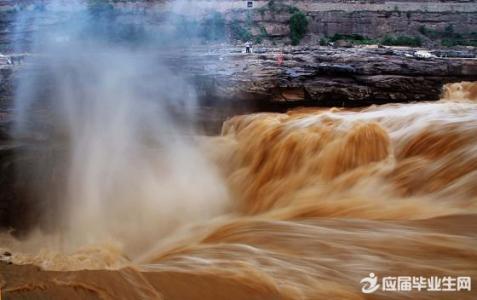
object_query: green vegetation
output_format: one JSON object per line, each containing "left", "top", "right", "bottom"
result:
{"left": 175, "top": 17, "right": 200, "bottom": 40}
{"left": 419, "top": 25, "right": 477, "bottom": 47}
{"left": 439, "top": 25, "right": 477, "bottom": 46}
{"left": 320, "top": 34, "right": 377, "bottom": 46}
{"left": 442, "top": 37, "right": 477, "bottom": 47}
{"left": 288, "top": 6, "right": 300, "bottom": 14}
{"left": 319, "top": 33, "right": 422, "bottom": 47}
{"left": 83, "top": 0, "right": 150, "bottom": 45}
{"left": 257, "top": 1, "right": 306, "bottom": 45}
{"left": 268, "top": 0, "right": 276, "bottom": 10}
{"left": 289, "top": 11, "right": 308, "bottom": 45}
{"left": 319, "top": 38, "right": 329, "bottom": 46}
{"left": 230, "top": 20, "right": 252, "bottom": 42}
{"left": 229, "top": 22, "right": 268, "bottom": 44}
{"left": 260, "top": 26, "right": 268, "bottom": 37}
{"left": 329, "top": 34, "right": 377, "bottom": 45}
{"left": 418, "top": 25, "right": 448, "bottom": 39}
{"left": 381, "top": 35, "right": 422, "bottom": 47}
{"left": 200, "top": 12, "right": 226, "bottom": 41}
{"left": 229, "top": 1, "right": 277, "bottom": 44}
{"left": 255, "top": 26, "right": 269, "bottom": 44}
{"left": 260, "top": 1, "right": 300, "bottom": 15}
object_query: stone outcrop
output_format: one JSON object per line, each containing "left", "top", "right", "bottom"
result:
{"left": 1, "top": 46, "right": 476, "bottom": 109}
{"left": 225, "top": 3, "right": 477, "bottom": 46}
{"left": 174, "top": 46, "right": 477, "bottom": 107}
{"left": 2, "top": 45, "right": 475, "bottom": 135}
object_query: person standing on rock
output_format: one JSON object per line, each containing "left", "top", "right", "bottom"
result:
{"left": 245, "top": 41, "right": 252, "bottom": 54}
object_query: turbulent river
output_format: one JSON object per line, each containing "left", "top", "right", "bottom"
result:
{"left": 0, "top": 82, "right": 476, "bottom": 300}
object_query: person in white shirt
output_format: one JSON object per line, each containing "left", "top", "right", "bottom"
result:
{"left": 245, "top": 41, "right": 252, "bottom": 53}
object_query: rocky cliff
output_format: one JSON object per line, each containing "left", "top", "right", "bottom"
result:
{"left": 1, "top": 45, "right": 476, "bottom": 124}
{"left": 189, "top": 46, "right": 477, "bottom": 106}
{"left": 1, "top": 0, "right": 477, "bottom": 52}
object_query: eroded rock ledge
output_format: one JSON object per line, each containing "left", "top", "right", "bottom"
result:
{"left": 2, "top": 46, "right": 477, "bottom": 109}
{"left": 182, "top": 46, "right": 477, "bottom": 106}
{"left": 0, "top": 46, "right": 476, "bottom": 130}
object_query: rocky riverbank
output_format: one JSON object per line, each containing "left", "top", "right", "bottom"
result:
{"left": 185, "top": 46, "right": 477, "bottom": 106}
{"left": 1, "top": 45, "right": 476, "bottom": 110}
{"left": 0, "top": 45, "right": 476, "bottom": 137}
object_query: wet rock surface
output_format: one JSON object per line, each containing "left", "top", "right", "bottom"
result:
{"left": 0, "top": 46, "right": 476, "bottom": 129}
{"left": 186, "top": 46, "right": 477, "bottom": 106}
{"left": 1, "top": 46, "right": 477, "bottom": 107}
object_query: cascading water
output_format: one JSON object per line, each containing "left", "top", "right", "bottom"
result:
{"left": 1, "top": 1, "right": 476, "bottom": 300}
{"left": 11, "top": 0, "right": 230, "bottom": 256}
{"left": 2, "top": 82, "right": 476, "bottom": 300}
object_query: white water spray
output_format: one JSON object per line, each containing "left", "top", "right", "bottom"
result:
{"left": 13, "top": 0, "right": 229, "bottom": 256}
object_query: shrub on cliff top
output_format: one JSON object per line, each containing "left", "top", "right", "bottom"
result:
{"left": 289, "top": 11, "right": 308, "bottom": 45}
{"left": 230, "top": 21, "right": 252, "bottom": 42}
{"left": 381, "top": 35, "right": 422, "bottom": 47}
{"left": 442, "top": 38, "right": 477, "bottom": 47}
{"left": 288, "top": 6, "right": 300, "bottom": 14}
{"left": 419, "top": 25, "right": 460, "bottom": 40}
{"left": 329, "top": 34, "right": 376, "bottom": 44}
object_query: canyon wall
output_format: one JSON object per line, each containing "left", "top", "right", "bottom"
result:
{"left": 1, "top": 0, "right": 477, "bottom": 52}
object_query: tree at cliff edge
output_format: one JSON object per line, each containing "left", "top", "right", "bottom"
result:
{"left": 289, "top": 11, "right": 308, "bottom": 46}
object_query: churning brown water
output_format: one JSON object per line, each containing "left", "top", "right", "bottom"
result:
{"left": 1, "top": 82, "right": 477, "bottom": 300}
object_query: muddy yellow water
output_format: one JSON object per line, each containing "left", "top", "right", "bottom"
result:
{"left": 1, "top": 82, "right": 477, "bottom": 299}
